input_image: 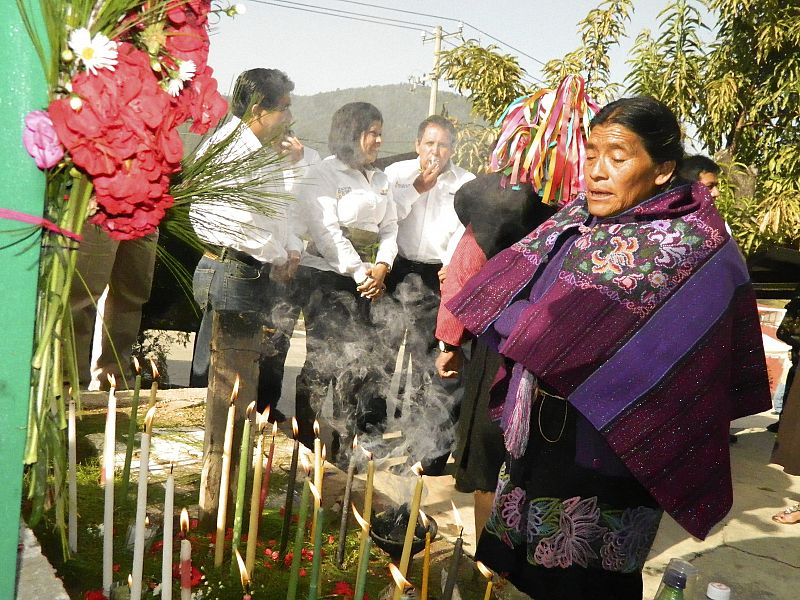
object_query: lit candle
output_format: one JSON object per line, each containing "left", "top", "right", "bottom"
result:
{"left": 477, "top": 561, "right": 494, "bottom": 600}
{"left": 336, "top": 436, "right": 359, "bottom": 567}
{"left": 235, "top": 548, "right": 252, "bottom": 600}
{"left": 393, "top": 462, "right": 424, "bottom": 600}
{"left": 148, "top": 359, "right": 159, "bottom": 410}
{"left": 308, "top": 482, "right": 325, "bottom": 600}
{"left": 441, "top": 501, "right": 464, "bottom": 600}
{"left": 121, "top": 357, "right": 143, "bottom": 501}
{"left": 214, "top": 375, "right": 239, "bottom": 567}
{"left": 179, "top": 508, "right": 192, "bottom": 600}
{"left": 130, "top": 406, "right": 157, "bottom": 600}
{"left": 259, "top": 420, "right": 278, "bottom": 519}
{"left": 287, "top": 454, "right": 312, "bottom": 600}
{"left": 102, "top": 374, "right": 117, "bottom": 597}
{"left": 245, "top": 411, "right": 267, "bottom": 574}
{"left": 419, "top": 510, "right": 431, "bottom": 600}
{"left": 389, "top": 563, "right": 414, "bottom": 599}
{"left": 352, "top": 505, "right": 372, "bottom": 600}
{"left": 231, "top": 401, "right": 257, "bottom": 568}
{"left": 311, "top": 420, "right": 322, "bottom": 541}
{"left": 68, "top": 392, "right": 77, "bottom": 554}
{"left": 161, "top": 465, "right": 175, "bottom": 600}
{"left": 278, "top": 417, "right": 301, "bottom": 559}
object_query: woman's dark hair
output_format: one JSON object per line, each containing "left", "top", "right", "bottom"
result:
{"left": 591, "top": 97, "right": 684, "bottom": 168}
{"left": 231, "top": 68, "right": 294, "bottom": 118}
{"left": 328, "top": 102, "right": 383, "bottom": 167}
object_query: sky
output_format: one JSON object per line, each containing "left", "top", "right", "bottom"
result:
{"left": 207, "top": 0, "right": 717, "bottom": 97}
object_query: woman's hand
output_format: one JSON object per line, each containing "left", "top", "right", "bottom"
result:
{"left": 357, "top": 263, "right": 389, "bottom": 301}
{"left": 435, "top": 349, "right": 462, "bottom": 378}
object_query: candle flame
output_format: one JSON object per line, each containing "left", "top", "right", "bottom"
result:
{"left": 292, "top": 416, "right": 299, "bottom": 438}
{"left": 313, "top": 419, "right": 320, "bottom": 437}
{"left": 145, "top": 515, "right": 150, "bottom": 527}
{"left": 321, "top": 444, "right": 327, "bottom": 463}
{"left": 352, "top": 435, "right": 358, "bottom": 450}
{"left": 299, "top": 450, "right": 312, "bottom": 475}
{"left": 352, "top": 504, "right": 368, "bottom": 530}
{"left": 419, "top": 509, "right": 429, "bottom": 528}
{"left": 309, "top": 481, "right": 321, "bottom": 503}
{"left": 362, "top": 447, "right": 373, "bottom": 461}
{"left": 257, "top": 411, "right": 268, "bottom": 432}
{"left": 143, "top": 405, "right": 157, "bottom": 434}
{"left": 271, "top": 420, "right": 278, "bottom": 436}
{"left": 133, "top": 356, "right": 141, "bottom": 373}
{"left": 246, "top": 401, "right": 256, "bottom": 418}
{"left": 389, "top": 563, "right": 412, "bottom": 591}
{"left": 476, "top": 560, "right": 493, "bottom": 580}
{"left": 127, "top": 574, "right": 132, "bottom": 588}
{"left": 235, "top": 548, "right": 250, "bottom": 588}
{"left": 150, "top": 359, "right": 159, "bottom": 379}
{"left": 451, "top": 500, "right": 464, "bottom": 530}
{"left": 230, "top": 374, "right": 240, "bottom": 404}
{"left": 411, "top": 461, "right": 424, "bottom": 477}
{"left": 107, "top": 373, "right": 116, "bottom": 388}
{"left": 180, "top": 507, "right": 189, "bottom": 533}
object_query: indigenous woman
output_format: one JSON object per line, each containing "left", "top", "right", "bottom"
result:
{"left": 447, "top": 97, "right": 771, "bottom": 599}
{"left": 294, "top": 102, "right": 397, "bottom": 453}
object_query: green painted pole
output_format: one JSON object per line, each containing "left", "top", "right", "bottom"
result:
{"left": 0, "top": 3, "right": 48, "bottom": 598}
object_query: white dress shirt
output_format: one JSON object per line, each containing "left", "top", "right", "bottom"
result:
{"left": 299, "top": 156, "right": 398, "bottom": 283}
{"left": 384, "top": 159, "right": 475, "bottom": 265}
{"left": 189, "top": 116, "right": 320, "bottom": 266}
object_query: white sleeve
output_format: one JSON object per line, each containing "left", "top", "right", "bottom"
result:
{"left": 386, "top": 164, "right": 422, "bottom": 221}
{"left": 375, "top": 188, "right": 398, "bottom": 267}
{"left": 442, "top": 223, "right": 466, "bottom": 265}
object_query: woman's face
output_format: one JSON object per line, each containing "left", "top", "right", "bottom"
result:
{"left": 358, "top": 121, "right": 383, "bottom": 166}
{"left": 585, "top": 123, "right": 675, "bottom": 218}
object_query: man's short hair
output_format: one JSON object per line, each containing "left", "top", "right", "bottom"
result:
{"left": 417, "top": 115, "right": 457, "bottom": 145}
{"left": 230, "top": 68, "right": 294, "bottom": 118}
{"left": 679, "top": 154, "right": 721, "bottom": 182}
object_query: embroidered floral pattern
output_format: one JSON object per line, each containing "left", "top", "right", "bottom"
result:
{"left": 591, "top": 236, "right": 640, "bottom": 275}
{"left": 600, "top": 506, "right": 662, "bottom": 573}
{"left": 483, "top": 488, "right": 663, "bottom": 573}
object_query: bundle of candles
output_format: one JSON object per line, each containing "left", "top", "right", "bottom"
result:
{"left": 76, "top": 372, "right": 478, "bottom": 599}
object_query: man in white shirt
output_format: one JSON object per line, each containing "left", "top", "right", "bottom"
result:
{"left": 383, "top": 115, "right": 475, "bottom": 472}
{"left": 189, "top": 68, "right": 319, "bottom": 419}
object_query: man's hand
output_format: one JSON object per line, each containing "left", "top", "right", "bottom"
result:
{"left": 271, "top": 251, "right": 301, "bottom": 283}
{"left": 435, "top": 348, "right": 462, "bottom": 378}
{"left": 279, "top": 134, "right": 304, "bottom": 164}
{"left": 357, "top": 262, "right": 389, "bottom": 301}
{"left": 438, "top": 265, "right": 448, "bottom": 285}
{"left": 413, "top": 158, "right": 443, "bottom": 194}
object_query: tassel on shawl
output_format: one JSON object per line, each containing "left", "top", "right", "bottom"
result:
{"left": 504, "top": 364, "right": 535, "bottom": 459}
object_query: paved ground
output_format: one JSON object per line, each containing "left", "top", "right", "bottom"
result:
{"left": 18, "top": 323, "right": 800, "bottom": 598}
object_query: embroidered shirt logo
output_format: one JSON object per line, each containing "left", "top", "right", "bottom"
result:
{"left": 336, "top": 186, "right": 352, "bottom": 200}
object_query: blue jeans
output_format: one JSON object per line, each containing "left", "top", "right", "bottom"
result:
{"left": 190, "top": 254, "right": 299, "bottom": 411}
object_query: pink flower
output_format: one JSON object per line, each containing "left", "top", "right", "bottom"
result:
{"left": 23, "top": 110, "right": 64, "bottom": 169}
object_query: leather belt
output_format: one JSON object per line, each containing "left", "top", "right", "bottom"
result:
{"left": 204, "top": 245, "right": 265, "bottom": 270}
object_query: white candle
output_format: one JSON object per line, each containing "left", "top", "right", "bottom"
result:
{"left": 245, "top": 413, "right": 267, "bottom": 574}
{"left": 214, "top": 375, "right": 239, "bottom": 567}
{"left": 161, "top": 466, "right": 175, "bottom": 600}
{"left": 130, "top": 406, "right": 157, "bottom": 600}
{"left": 312, "top": 420, "right": 321, "bottom": 540}
{"left": 102, "top": 375, "right": 117, "bottom": 596}
{"left": 180, "top": 508, "right": 192, "bottom": 600}
{"left": 68, "top": 394, "right": 77, "bottom": 554}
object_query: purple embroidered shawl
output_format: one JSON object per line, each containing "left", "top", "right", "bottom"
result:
{"left": 447, "top": 183, "right": 771, "bottom": 539}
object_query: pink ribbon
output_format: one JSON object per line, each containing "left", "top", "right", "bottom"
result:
{"left": 0, "top": 207, "right": 82, "bottom": 241}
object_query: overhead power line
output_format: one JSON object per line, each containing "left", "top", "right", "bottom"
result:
{"left": 249, "top": 0, "right": 432, "bottom": 32}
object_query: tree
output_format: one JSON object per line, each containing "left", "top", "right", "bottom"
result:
{"left": 626, "top": 0, "right": 800, "bottom": 254}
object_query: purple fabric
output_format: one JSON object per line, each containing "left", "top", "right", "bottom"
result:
{"left": 447, "top": 183, "right": 772, "bottom": 539}
{"left": 569, "top": 239, "right": 751, "bottom": 430}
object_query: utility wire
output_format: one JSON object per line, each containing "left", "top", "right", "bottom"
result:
{"left": 249, "top": 0, "right": 430, "bottom": 32}
{"left": 266, "top": 0, "right": 435, "bottom": 29}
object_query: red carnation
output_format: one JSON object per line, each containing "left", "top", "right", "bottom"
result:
{"left": 186, "top": 66, "right": 227, "bottom": 134}
{"left": 332, "top": 581, "right": 357, "bottom": 600}
{"left": 85, "top": 591, "right": 106, "bottom": 600}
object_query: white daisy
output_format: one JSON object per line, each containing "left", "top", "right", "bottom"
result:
{"left": 165, "top": 77, "right": 184, "bottom": 97}
{"left": 177, "top": 59, "right": 196, "bottom": 83}
{"left": 68, "top": 28, "right": 118, "bottom": 75}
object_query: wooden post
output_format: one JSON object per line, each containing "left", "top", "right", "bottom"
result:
{"left": 199, "top": 311, "right": 261, "bottom": 525}
{"left": 0, "top": 3, "right": 47, "bottom": 597}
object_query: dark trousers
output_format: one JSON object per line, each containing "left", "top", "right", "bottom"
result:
{"left": 190, "top": 254, "right": 300, "bottom": 412}
{"left": 293, "top": 266, "right": 389, "bottom": 450}
{"left": 382, "top": 255, "right": 462, "bottom": 474}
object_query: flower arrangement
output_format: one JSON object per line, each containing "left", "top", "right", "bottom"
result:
{"left": 14, "top": 0, "right": 246, "bottom": 552}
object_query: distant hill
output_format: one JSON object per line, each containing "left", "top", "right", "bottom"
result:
{"left": 289, "top": 83, "right": 478, "bottom": 158}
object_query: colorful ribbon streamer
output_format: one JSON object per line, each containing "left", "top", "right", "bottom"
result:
{"left": 0, "top": 208, "right": 82, "bottom": 241}
{"left": 490, "top": 75, "right": 600, "bottom": 206}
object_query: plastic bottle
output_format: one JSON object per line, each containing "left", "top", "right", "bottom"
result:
{"left": 653, "top": 568, "right": 687, "bottom": 600}
{"left": 706, "top": 582, "right": 732, "bottom": 600}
